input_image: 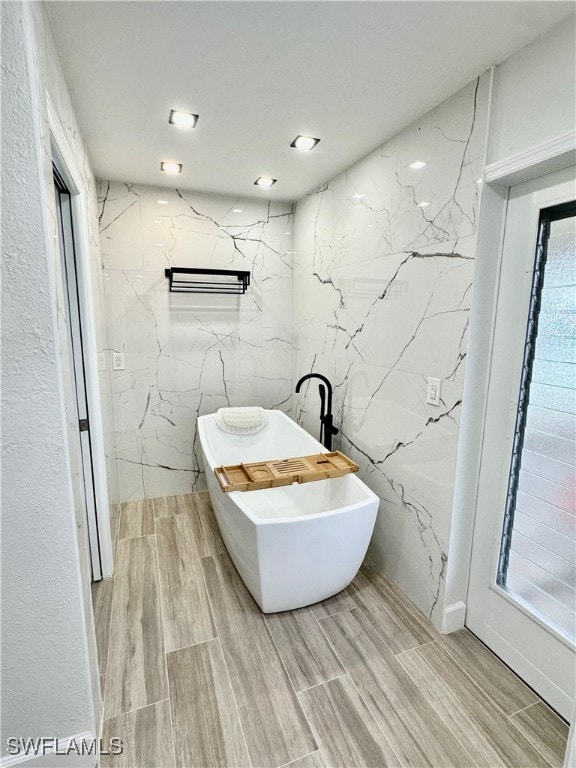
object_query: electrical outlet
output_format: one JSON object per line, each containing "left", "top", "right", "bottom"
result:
{"left": 112, "top": 351, "right": 125, "bottom": 371}
{"left": 426, "top": 377, "right": 441, "bottom": 406}
{"left": 97, "top": 352, "right": 106, "bottom": 371}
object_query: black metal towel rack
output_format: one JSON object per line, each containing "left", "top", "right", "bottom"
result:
{"left": 165, "top": 267, "right": 251, "bottom": 294}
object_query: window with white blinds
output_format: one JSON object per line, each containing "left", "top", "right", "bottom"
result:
{"left": 498, "top": 204, "right": 576, "bottom": 641}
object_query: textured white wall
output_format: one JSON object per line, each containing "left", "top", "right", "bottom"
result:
{"left": 489, "top": 18, "right": 576, "bottom": 164}
{"left": 1, "top": 1, "right": 96, "bottom": 761}
{"left": 32, "top": 2, "right": 119, "bottom": 510}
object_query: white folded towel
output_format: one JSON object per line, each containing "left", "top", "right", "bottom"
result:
{"left": 216, "top": 407, "right": 268, "bottom": 435}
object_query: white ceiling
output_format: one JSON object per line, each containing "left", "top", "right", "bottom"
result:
{"left": 48, "top": 1, "right": 573, "bottom": 202}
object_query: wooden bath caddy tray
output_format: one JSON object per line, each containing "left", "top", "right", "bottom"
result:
{"left": 214, "top": 451, "right": 359, "bottom": 492}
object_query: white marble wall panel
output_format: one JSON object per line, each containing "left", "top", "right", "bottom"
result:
{"left": 293, "top": 75, "right": 489, "bottom": 626}
{"left": 99, "top": 182, "right": 294, "bottom": 500}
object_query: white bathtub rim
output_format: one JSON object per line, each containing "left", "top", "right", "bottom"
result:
{"left": 198, "top": 410, "right": 379, "bottom": 527}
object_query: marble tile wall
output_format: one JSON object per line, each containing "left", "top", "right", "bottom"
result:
{"left": 98, "top": 183, "right": 294, "bottom": 500}
{"left": 293, "top": 75, "right": 490, "bottom": 627}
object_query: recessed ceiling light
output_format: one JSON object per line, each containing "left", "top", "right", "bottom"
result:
{"left": 158, "top": 200, "right": 168, "bottom": 205}
{"left": 291, "top": 135, "right": 321, "bottom": 151}
{"left": 160, "top": 161, "right": 182, "bottom": 174}
{"left": 168, "top": 110, "right": 199, "bottom": 129}
{"left": 409, "top": 161, "right": 427, "bottom": 170}
{"left": 284, "top": 231, "right": 291, "bottom": 235}
{"left": 254, "top": 177, "right": 277, "bottom": 188}
{"left": 417, "top": 201, "right": 429, "bottom": 208}
{"left": 155, "top": 242, "right": 165, "bottom": 247}
{"left": 352, "top": 193, "right": 365, "bottom": 199}
{"left": 367, "top": 224, "right": 375, "bottom": 228}
{"left": 233, "top": 208, "right": 243, "bottom": 213}
{"left": 154, "top": 219, "right": 163, "bottom": 224}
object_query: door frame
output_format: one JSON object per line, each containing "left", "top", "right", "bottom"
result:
{"left": 48, "top": 95, "right": 113, "bottom": 579}
{"left": 466, "top": 168, "right": 575, "bottom": 720}
{"left": 443, "top": 130, "right": 576, "bottom": 637}
{"left": 441, "top": 132, "right": 575, "bottom": 753}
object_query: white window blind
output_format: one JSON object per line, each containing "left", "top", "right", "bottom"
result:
{"left": 502, "top": 211, "right": 576, "bottom": 640}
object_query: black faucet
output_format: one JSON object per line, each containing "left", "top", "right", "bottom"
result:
{"left": 295, "top": 373, "right": 339, "bottom": 450}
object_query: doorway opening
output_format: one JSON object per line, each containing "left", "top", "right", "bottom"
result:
{"left": 53, "top": 164, "right": 104, "bottom": 581}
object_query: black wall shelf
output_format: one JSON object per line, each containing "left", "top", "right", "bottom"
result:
{"left": 165, "top": 267, "right": 251, "bottom": 294}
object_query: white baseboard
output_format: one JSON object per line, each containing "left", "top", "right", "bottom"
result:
{"left": 1, "top": 733, "right": 97, "bottom": 768}
{"left": 441, "top": 601, "right": 467, "bottom": 634}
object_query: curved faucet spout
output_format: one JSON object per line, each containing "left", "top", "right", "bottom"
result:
{"left": 295, "top": 372, "right": 333, "bottom": 414}
{"left": 295, "top": 373, "right": 338, "bottom": 450}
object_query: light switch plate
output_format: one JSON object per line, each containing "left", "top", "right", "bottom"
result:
{"left": 426, "top": 377, "right": 441, "bottom": 406}
{"left": 112, "top": 351, "right": 125, "bottom": 371}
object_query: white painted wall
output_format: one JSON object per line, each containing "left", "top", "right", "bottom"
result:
{"left": 489, "top": 19, "right": 576, "bottom": 164}
{"left": 1, "top": 2, "right": 97, "bottom": 764}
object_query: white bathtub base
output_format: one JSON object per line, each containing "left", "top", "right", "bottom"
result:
{"left": 199, "top": 411, "right": 379, "bottom": 613}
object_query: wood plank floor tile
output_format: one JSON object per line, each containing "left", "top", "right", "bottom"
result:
{"left": 155, "top": 514, "right": 216, "bottom": 652}
{"left": 152, "top": 495, "right": 182, "bottom": 519}
{"left": 298, "top": 676, "right": 400, "bottom": 768}
{"left": 91, "top": 576, "right": 115, "bottom": 674}
{"left": 185, "top": 492, "right": 226, "bottom": 557}
{"left": 118, "top": 499, "right": 154, "bottom": 540}
{"left": 101, "top": 700, "right": 174, "bottom": 768}
{"left": 282, "top": 751, "right": 326, "bottom": 768}
{"left": 347, "top": 560, "right": 436, "bottom": 653}
{"left": 509, "top": 702, "right": 569, "bottom": 768}
{"left": 105, "top": 536, "right": 167, "bottom": 719}
{"left": 265, "top": 608, "right": 345, "bottom": 692}
{"left": 110, "top": 504, "right": 121, "bottom": 547}
{"left": 310, "top": 589, "right": 355, "bottom": 619}
{"left": 319, "top": 609, "right": 476, "bottom": 767}
{"left": 438, "top": 629, "right": 538, "bottom": 715}
{"left": 167, "top": 640, "right": 250, "bottom": 768}
{"left": 201, "top": 553, "right": 317, "bottom": 768}
{"left": 398, "top": 642, "right": 549, "bottom": 767}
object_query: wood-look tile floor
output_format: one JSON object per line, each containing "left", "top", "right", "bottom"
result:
{"left": 93, "top": 493, "right": 569, "bottom": 768}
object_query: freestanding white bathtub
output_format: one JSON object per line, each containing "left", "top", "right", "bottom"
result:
{"left": 198, "top": 410, "right": 379, "bottom": 612}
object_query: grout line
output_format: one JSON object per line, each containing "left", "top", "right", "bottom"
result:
{"left": 182, "top": 492, "right": 203, "bottom": 559}
{"left": 431, "top": 635, "right": 532, "bottom": 721}
{"left": 394, "top": 639, "right": 437, "bottom": 656}
{"left": 166, "top": 635, "right": 219, "bottom": 656}
{"left": 507, "top": 701, "right": 540, "bottom": 718}
{"left": 152, "top": 527, "right": 178, "bottom": 768}
{"left": 99, "top": 508, "right": 123, "bottom": 721}
{"left": 260, "top": 605, "right": 324, "bottom": 762}
{"left": 278, "top": 750, "right": 321, "bottom": 768}
{"left": 214, "top": 636, "right": 254, "bottom": 768}
{"left": 312, "top": 606, "right": 404, "bottom": 763}
{"left": 313, "top": 605, "right": 351, "bottom": 620}
{"left": 197, "top": 555, "right": 253, "bottom": 768}
{"left": 507, "top": 703, "right": 566, "bottom": 767}
{"left": 103, "top": 698, "right": 171, "bottom": 723}
{"left": 395, "top": 646, "right": 484, "bottom": 768}
{"left": 296, "top": 674, "right": 348, "bottom": 694}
